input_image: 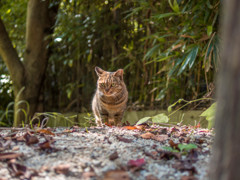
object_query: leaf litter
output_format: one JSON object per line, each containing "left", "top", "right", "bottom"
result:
{"left": 0, "top": 125, "right": 213, "bottom": 180}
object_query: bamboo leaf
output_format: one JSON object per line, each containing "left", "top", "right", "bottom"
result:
{"left": 177, "top": 46, "right": 199, "bottom": 76}
{"left": 168, "top": 57, "right": 184, "bottom": 77}
{"left": 152, "top": 12, "right": 181, "bottom": 20}
{"left": 143, "top": 44, "right": 160, "bottom": 60}
{"left": 188, "top": 46, "right": 199, "bottom": 68}
{"left": 168, "top": 0, "right": 180, "bottom": 13}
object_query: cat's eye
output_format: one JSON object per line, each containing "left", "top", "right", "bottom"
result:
{"left": 100, "top": 83, "right": 105, "bottom": 88}
{"left": 111, "top": 83, "right": 116, "bottom": 87}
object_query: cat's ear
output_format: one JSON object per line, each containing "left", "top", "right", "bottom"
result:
{"left": 95, "top": 66, "right": 105, "bottom": 76}
{"left": 114, "top": 69, "right": 124, "bottom": 80}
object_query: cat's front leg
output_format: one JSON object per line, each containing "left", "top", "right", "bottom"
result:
{"left": 92, "top": 106, "right": 103, "bottom": 126}
{"left": 95, "top": 118, "right": 103, "bottom": 127}
{"left": 114, "top": 113, "right": 124, "bottom": 126}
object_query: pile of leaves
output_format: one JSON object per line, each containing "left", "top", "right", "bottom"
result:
{"left": 0, "top": 124, "right": 213, "bottom": 180}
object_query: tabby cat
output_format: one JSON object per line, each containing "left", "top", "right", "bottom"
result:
{"left": 92, "top": 67, "right": 128, "bottom": 126}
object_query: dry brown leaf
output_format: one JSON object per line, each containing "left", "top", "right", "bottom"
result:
{"left": 36, "top": 129, "right": 55, "bottom": 136}
{"left": 145, "top": 174, "right": 159, "bottom": 180}
{"left": 0, "top": 153, "right": 23, "bottom": 160}
{"left": 123, "top": 126, "right": 137, "bottom": 130}
{"left": 54, "top": 164, "right": 70, "bottom": 174}
{"left": 169, "top": 140, "right": 179, "bottom": 150}
{"left": 12, "top": 146, "right": 20, "bottom": 151}
{"left": 141, "top": 132, "right": 168, "bottom": 142}
{"left": 63, "top": 129, "right": 73, "bottom": 133}
{"left": 116, "top": 136, "right": 133, "bottom": 143}
{"left": 82, "top": 171, "right": 96, "bottom": 179}
{"left": 104, "top": 170, "right": 130, "bottom": 180}
{"left": 38, "top": 140, "right": 51, "bottom": 150}
{"left": 109, "top": 151, "right": 118, "bottom": 161}
{"left": 140, "top": 132, "right": 155, "bottom": 139}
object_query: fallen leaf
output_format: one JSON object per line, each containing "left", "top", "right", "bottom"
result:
{"left": 123, "top": 126, "right": 137, "bottom": 130}
{"left": 195, "top": 138, "right": 204, "bottom": 144}
{"left": 169, "top": 140, "right": 179, "bottom": 150}
{"left": 0, "top": 153, "right": 23, "bottom": 160}
{"left": 135, "top": 125, "right": 148, "bottom": 131}
{"left": 141, "top": 132, "right": 168, "bottom": 142}
{"left": 36, "top": 129, "right": 55, "bottom": 136}
{"left": 194, "top": 123, "right": 201, "bottom": 129}
{"left": 145, "top": 174, "right": 159, "bottom": 180}
{"left": 24, "top": 133, "right": 39, "bottom": 145}
{"left": 39, "top": 140, "right": 51, "bottom": 150}
{"left": 158, "top": 150, "right": 181, "bottom": 160}
{"left": 104, "top": 170, "right": 130, "bottom": 180}
{"left": 82, "top": 171, "right": 96, "bottom": 179}
{"left": 109, "top": 151, "right": 118, "bottom": 161}
{"left": 54, "top": 164, "right": 70, "bottom": 174}
{"left": 127, "top": 158, "right": 145, "bottom": 167}
{"left": 63, "top": 129, "right": 73, "bottom": 133}
{"left": 173, "top": 161, "right": 198, "bottom": 175}
{"left": 8, "top": 162, "right": 27, "bottom": 176}
{"left": 140, "top": 132, "right": 155, "bottom": 139}
{"left": 104, "top": 122, "right": 113, "bottom": 127}
{"left": 12, "top": 146, "right": 20, "bottom": 151}
{"left": 116, "top": 136, "right": 133, "bottom": 143}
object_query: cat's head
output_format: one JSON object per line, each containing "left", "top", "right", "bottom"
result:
{"left": 95, "top": 66, "right": 125, "bottom": 95}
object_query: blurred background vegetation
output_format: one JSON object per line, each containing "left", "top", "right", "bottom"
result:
{"left": 0, "top": 0, "right": 219, "bottom": 126}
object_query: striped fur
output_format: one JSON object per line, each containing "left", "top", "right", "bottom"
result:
{"left": 92, "top": 67, "right": 128, "bottom": 126}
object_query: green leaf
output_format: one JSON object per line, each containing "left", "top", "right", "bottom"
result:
{"left": 155, "top": 88, "right": 167, "bottom": 101}
{"left": 136, "top": 117, "right": 151, "bottom": 125}
{"left": 152, "top": 113, "right": 169, "bottom": 123}
{"left": 168, "top": 0, "right": 180, "bottom": 13}
{"left": 207, "top": 25, "right": 213, "bottom": 36}
{"left": 168, "top": 57, "right": 184, "bottom": 77}
{"left": 152, "top": 12, "right": 180, "bottom": 20}
{"left": 177, "top": 46, "right": 199, "bottom": 76}
{"left": 200, "top": 102, "right": 216, "bottom": 129}
{"left": 143, "top": 44, "right": 160, "bottom": 60}
{"left": 178, "top": 143, "right": 198, "bottom": 152}
{"left": 188, "top": 46, "right": 199, "bottom": 69}
{"left": 162, "top": 146, "right": 174, "bottom": 151}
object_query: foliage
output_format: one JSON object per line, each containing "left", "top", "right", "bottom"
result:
{"left": 44, "top": 0, "right": 220, "bottom": 111}
{"left": 163, "top": 143, "right": 198, "bottom": 153}
{"left": 136, "top": 113, "right": 169, "bottom": 125}
{"left": 136, "top": 97, "right": 214, "bottom": 126}
{"left": 0, "top": 0, "right": 220, "bottom": 121}
{"left": 200, "top": 102, "right": 216, "bottom": 129}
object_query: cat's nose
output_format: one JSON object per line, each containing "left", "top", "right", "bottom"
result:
{"left": 106, "top": 88, "right": 110, "bottom": 92}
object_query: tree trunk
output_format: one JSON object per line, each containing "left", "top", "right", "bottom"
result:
{"left": 210, "top": 0, "right": 240, "bottom": 179}
{"left": 0, "top": 0, "right": 59, "bottom": 127}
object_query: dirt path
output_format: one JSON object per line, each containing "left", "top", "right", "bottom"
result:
{"left": 0, "top": 125, "right": 213, "bottom": 180}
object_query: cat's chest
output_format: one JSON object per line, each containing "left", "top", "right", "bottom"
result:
{"left": 98, "top": 96, "right": 126, "bottom": 113}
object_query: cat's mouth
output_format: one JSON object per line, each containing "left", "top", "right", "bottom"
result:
{"left": 105, "top": 91, "right": 115, "bottom": 96}
{"left": 99, "top": 90, "right": 115, "bottom": 97}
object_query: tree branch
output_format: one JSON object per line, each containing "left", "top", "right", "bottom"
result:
{"left": 0, "top": 18, "right": 24, "bottom": 91}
